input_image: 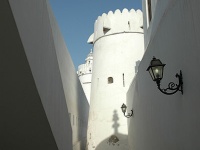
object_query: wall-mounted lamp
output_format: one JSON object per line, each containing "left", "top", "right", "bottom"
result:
{"left": 147, "top": 57, "right": 183, "bottom": 95}
{"left": 121, "top": 103, "right": 133, "bottom": 118}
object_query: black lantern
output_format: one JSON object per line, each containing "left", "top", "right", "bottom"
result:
{"left": 147, "top": 57, "right": 165, "bottom": 82}
{"left": 121, "top": 103, "right": 133, "bottom": 118}
{"left": 147, "top": 57, "right": 183, "bottom": 95}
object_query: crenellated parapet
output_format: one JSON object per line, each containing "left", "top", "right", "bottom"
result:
{"left": 88, "top": 8, "right": 143, "bottom": 44}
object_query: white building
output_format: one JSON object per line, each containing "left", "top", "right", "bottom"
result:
{"left": 78, "top": 50, "right": 93, "bottom": 104}
{"left": 86, "top": 8, "right": 144, "bottom": 150}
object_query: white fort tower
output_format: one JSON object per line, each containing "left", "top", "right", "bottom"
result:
{"left": 77, "top": 50, "right": 93, "bottom": 104}
{"left": 86, "top": 8, "right": 144, "bottom": 150}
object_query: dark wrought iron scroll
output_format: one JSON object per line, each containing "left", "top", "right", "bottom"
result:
{"left": 156, "top": 70, "right": 183, "bottom": 95}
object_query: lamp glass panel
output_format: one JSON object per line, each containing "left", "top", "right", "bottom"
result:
{"left": 152, "top": 66, "right": 164, "bottom": 80}
{"left": 149, "top": 67, "right": 156, "bottom": 81}
{"left": 121, "top": 104, "right": 127, "bottom": 113}
{"left": 122, "top": 107, "right": 126, "bottom": 113}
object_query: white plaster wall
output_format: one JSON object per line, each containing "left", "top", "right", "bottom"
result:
{"left": 142, "top": 0, "right": 174, "bottom": 49}
{"left": 87, "top": 9, "right": 144, "bottom": 150}
{"left": 79, "top": 74, "right": 92, "bottom": 103}
{"left": 1, "top": 0, "right": 60, "bottom": 149}
{"left": 9, "top": 1, "right": 89, "bottom": 150}
{"left": 47, "top": 3, "right": 90, "bottom": 150}
{"left": 128, "top": 0, "right": 200, "bottom": 149}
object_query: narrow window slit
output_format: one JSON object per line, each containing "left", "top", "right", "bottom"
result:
{"left": 147, "top": 0, "right": 152, "bottom": 22}
{"left": 128, "top": 21, "right": 131, "bottom": 30}
{"left": 123, "top": 73, "right": 125, "bottom": 87}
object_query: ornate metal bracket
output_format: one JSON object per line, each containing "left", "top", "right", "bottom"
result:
{"left": 123, "top": 110, "right": 133, "bottom": 118}
{"left": 156, "top": 70, "right": 183, "bottom": 95}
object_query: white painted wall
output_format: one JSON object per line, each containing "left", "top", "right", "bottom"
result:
{"left": 47, "top": 3, "right": 90, "bottom": 150}
{"left": 78, "top": 74, "right": 92, "bottom": 103}
{"left": 127, "top": 0, "right": 200, "bottom": 149}
{"left": 9, "top": 1, "right": 89, "bottom": 150}
{"left": 2, "top": 0, "right": 61, "bottom": 149}
{"left": 87, "top": 9, "right": 144, "bottom": 150}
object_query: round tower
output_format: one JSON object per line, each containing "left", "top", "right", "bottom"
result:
{"left": 78, "top": 50, "right": 93, "bottom": 104}
{"left": 87, "top": 9, "right": 144, "bottom": 150}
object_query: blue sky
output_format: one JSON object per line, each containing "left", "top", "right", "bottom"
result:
{"left": 49, "top": 0, "right": 142, "bottom": 69}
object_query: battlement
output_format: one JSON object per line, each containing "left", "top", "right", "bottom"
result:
{"left": 88, "top": 8, "right": 143, "bottom": 44}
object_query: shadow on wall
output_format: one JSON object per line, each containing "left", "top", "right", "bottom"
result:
{"left": 76, "top": 79, "right": 89, "bottom": 150}
{"left": 92, "top": 110, "right": 128, "bottom": 150}
{"left": 135, "top": 60, "right": 141, "bottom": 74}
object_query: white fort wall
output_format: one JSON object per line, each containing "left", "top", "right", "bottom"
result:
{"left": 8, "top": 1, "right": 89, "bottom": 150}
{"left": 47, "top": 2, "right": 90, "bottom": 150}
{"left": 2, "top": 0, "right": 64, "bottom": 149}
{"left": 7, "top": 0, "right": 72, "bottom": 149}
{"left": 87, "top": 9, "right": 144, "bottom": 150}
{"left": 78, "top": 73, "right": 92, "bottom": 103}
{"left": 127, "top": 0, "right": 200, "bottom": 150}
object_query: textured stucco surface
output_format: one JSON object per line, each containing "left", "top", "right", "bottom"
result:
{"left": 127, "top": 0, "right": 200, "bottom": 149}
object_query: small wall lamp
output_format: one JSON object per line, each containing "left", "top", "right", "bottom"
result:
{"left": 147, "top": 57, "right": 183, "bottom": 95}
{"left": 121, "top": 103, "right": 133, "bottom": 118}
